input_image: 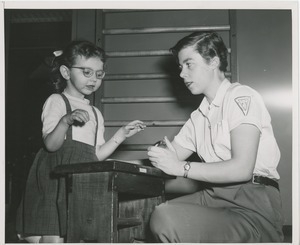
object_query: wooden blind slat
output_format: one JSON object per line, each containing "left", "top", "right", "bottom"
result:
{"left": 101, "top": 96, "right": 179, "bottom": 104}
{"left": 106, "top": 50, "right": 171, "bottom": 57}
{"left": 104, "top": 72, "right": 231, "bottom": 81}
{"left": 103, "top": 25, "right": 230, "bottom": 35}
{"left": 105, "top": 120, "right": 186, "bottom": 127}
{"left": 106, "top": 48, "right": 231, "bottom": 58}
{"left": 104, "top": 73, "right": 169, "bottom": 80}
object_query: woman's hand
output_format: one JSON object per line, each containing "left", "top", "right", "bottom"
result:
{"left": 113, "top": 120, "right": 146, "bottom": 144}
{"left": 62, "top": 109, "right": 90, "bottom": 126}
{"left": 148, "top": 136, "right": 185, "bottom": 176}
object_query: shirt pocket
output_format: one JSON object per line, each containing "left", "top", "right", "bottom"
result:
{"left": 211, "top": 120, "right": 231, "bottom": 160}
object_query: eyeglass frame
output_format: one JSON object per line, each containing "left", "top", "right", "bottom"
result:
{"left": 69, "top": 66, "right": 106, "bottom": 79}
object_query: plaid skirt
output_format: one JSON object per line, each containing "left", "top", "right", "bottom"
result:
{"left": 16, "top": 139, "right": 98, "bottom": 237}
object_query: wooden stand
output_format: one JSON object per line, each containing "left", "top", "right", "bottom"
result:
{"left": 53, "top": 160, "right": 173, "bottom": 243}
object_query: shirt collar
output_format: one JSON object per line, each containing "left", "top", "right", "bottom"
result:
{"left": 199, "top": 78, "right": 231, "bottom": 113}
{"left": 63, "top": 90, "right": 90, "bottom": 105}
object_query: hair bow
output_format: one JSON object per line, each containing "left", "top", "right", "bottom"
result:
{"left": 53, "top": 50, "right": 63, "bottom": 57}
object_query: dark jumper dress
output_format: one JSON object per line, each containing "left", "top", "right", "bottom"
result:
{"left": 16, "top": 94, "right": 99, "bottom": 237}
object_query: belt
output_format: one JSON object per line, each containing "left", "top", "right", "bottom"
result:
{"left": 252, "top": 175, "right": 279, "bottom": 191}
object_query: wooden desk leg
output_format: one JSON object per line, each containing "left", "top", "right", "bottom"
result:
{"left": 114, "top": 172, "right": 166, "bottom": 242}
{"left": 118, "top": 195, "right": 163, "bottom": 242}
{"left": 66, "top": 172, "right": 118, "bottom": 243}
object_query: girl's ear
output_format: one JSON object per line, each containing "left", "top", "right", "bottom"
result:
{"left": 209, "top": 57, "right": 220, "bottom": 70}
{"left": 60, "top": 65, "right": 70, "bottom": 80}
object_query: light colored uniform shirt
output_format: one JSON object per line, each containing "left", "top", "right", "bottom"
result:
{"left": 42, "top": 91, "right": 105, "bottom": 147}
{"left": 174, "top": 79, "right": 280, "bottom": 179}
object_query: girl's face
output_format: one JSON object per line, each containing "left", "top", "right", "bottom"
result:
{"left": 65, "top": 56, "right": 104, "bottom": 99}
{"left": 177, "top": 46, "right": 213, "bottom": 96}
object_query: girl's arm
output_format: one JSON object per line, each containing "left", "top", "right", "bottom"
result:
{"left": 96, "top": 120, "right": 146, "bottom": 161}
{"left": 44, "top": 109, "right": 89, "bottom": 152}
{"left": 148, "top": 123, "right": 260, "bottom": 183}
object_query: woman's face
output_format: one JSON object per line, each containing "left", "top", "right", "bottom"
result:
{"left": 177, "top": 46, "right": 213, "bottom": 95}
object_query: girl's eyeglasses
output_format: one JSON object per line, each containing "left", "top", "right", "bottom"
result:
{"left": 70, "top": 67, "right": 105, "bottom": 79}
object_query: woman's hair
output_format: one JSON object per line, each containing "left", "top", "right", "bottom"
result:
{"left": 170, "top": 32, "right": 228, "bottom": 72}
{"left": 51, "top": 40, "right": 106, "bottom": 93}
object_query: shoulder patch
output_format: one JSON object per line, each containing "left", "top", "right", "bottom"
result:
{"left": 235, "top": 96, "right": 251, "bottom": 115}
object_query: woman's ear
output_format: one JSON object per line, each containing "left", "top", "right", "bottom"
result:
{"left": 209, "top": 57, "right": 220, "bottom": 70}
{"left": 60, "top": 65, "right": 70, "bottom": 80}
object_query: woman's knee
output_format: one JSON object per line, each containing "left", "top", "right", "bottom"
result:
{"left": 150, "top": 203, "right": 188, "bottom": 242}
{"left": 150, "top": 203, "right": 176, "bottom": 236}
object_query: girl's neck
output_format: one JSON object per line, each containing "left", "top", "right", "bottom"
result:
{"left": 64, "top": 87, "right": 85, "bottom": 100}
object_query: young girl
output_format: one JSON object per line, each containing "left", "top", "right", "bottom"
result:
{"left": 16, "top": 40, "right": 146, "bottom": 243}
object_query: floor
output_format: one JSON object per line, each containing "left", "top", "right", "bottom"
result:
{"left": 5, "top": 216, "right": 293, "bottom": 243}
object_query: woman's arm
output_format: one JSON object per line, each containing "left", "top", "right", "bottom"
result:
{"left": 187, "top": 124, "right": 260, "bottom": 183}
{"left": 148, "top": 123, "right": 260, "bottom": 184}
{"left": 172, "top": 140, "right": 194, "bottom": 161}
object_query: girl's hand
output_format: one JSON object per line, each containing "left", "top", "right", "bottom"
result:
{"left": 148, "top": 136, "right": 185, "bottom": 176}
{"left": 124, "top": 120, "right": 146, "bottom": 138}
{"left": 113, "top": 120, "right": 146, "bottom": 144}
{"left": 63, "top": 109, "right": 90, "bottom": 126}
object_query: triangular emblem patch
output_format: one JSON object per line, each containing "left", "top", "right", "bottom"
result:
{"left": 235, "top": 96, "right": 251, "bottom": 116}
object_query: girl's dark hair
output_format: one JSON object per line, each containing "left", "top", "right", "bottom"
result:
{"left": 51, "top": 40, "right": 106, "bottom": 93}
{"left": 170, "top": 32, "right": 228, "bottom": 72}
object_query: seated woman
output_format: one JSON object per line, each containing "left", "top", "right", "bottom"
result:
{"left": 147, "top": 31, "right": 284, "bottom": 243}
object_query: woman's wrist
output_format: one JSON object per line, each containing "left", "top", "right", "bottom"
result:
{"left": 183, "top": 161, "right": 191, "bottom": 178}
{"left": 177, "top": 161, "right": 187, "bottom": 177}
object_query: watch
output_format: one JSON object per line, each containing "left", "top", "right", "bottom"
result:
{"left": 183, "top": 161, "right": 191, "bottom": 178}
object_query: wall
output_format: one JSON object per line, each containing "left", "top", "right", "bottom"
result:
{"left": 236, "top": 10, "right": 292, "bottom": 225}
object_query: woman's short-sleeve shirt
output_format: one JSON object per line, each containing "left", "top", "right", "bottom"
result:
{"left": 41, "top": 92, "right": 105, "bottom": 147}
{"left": 174, "top": 79, "right": 280, "bottom": 179}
